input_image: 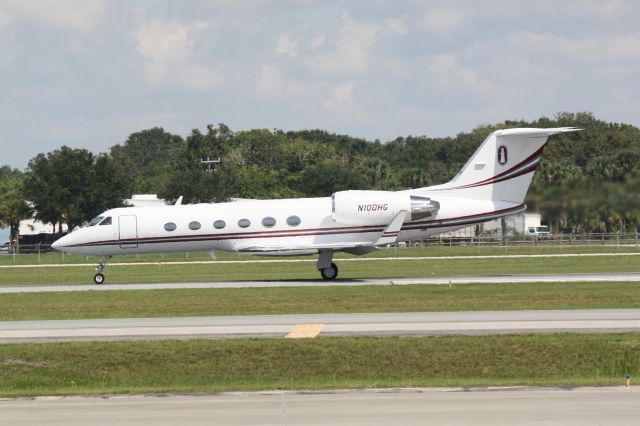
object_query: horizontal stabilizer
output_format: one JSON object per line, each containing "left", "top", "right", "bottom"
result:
{"left": 493, "top": 127, "right": 581, "bottom": 137}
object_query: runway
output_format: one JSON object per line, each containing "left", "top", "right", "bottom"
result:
{"left": 2, "top": 387, "right": 638, "bottom": 425}
{"left": 1, "top": 309, "right": 640, "bottom": 343}
{"left": 2, "top": 272, "right": 640, "bottom": 293}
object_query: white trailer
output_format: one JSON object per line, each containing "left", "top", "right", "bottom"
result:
{"left": 482, "top": 212, "right": 547, "bottom": 237}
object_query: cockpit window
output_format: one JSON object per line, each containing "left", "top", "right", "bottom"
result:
{"left": 87, "top": 216, "right": 104, "bottom": 227}
{"left": 99, "top": 217, "right": 112, "bottom": 226}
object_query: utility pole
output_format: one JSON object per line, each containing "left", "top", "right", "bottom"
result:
{"left": 200, "top": 157, "right": 220, "bottom": 173}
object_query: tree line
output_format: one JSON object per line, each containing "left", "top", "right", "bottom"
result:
{"left": 1, "top": 112, "right": 639, "bottom": 244}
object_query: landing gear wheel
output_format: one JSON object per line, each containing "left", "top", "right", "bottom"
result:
{"left": 320, "top": 262, "right": 338, "bottom": 280}
{"left": 93, "top": 256, "right": 112, "bottom": 285}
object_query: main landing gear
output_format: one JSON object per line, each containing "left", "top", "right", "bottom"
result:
{"left": 320, "top": 263, "right": 339, "bottom": 280}
{"left": 94, "top": 256, "right": 112, "bottom": 284}
{"left": 317, "top": 250, "right": 339, "bottom": 280}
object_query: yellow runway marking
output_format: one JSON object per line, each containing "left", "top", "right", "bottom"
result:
{"left": 285, "top": 324, "right": 324, "bottom": 339}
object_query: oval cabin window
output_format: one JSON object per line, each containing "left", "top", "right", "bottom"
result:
{"left": 188, "top": 221, "right": 201, "bottom": 230}
{"left": 286, "top": 215, "right": 301, "bottom": 227}
{"left": 214, "top": 220, "right": 226, "bottom": 229}
{"left": 164, "top": 222, "right": 177, "bottom": 232}
{"left": 262, "top": 217, "right": 276, "bottom": 228}
{"left": 238, "top": 219, "right": 251, "bottom": 228}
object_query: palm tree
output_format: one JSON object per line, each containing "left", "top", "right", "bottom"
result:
{"left": 0, "top": 175, "right": 32, "bottom": 252}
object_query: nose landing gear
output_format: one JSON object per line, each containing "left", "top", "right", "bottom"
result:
{"left": 94, "top": 256, "right": 112, "bottom": 284}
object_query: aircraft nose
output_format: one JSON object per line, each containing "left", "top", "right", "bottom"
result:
{"left": 51, "top": 236, "right": 65, "bottom": 251}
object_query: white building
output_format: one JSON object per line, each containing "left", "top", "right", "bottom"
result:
{"left": 126, "top": 194, "right": 168, "bottom": 207}
{"left": 438, "top": 212, "right": 543, "bottom": 238}
{"left": 19, "top": 219, "right": 68, "bottom": 236}
{"left": 483, "top": 213, "right": 543, "bottom": 236}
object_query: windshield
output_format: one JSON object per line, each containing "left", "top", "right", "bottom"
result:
{"left": 536, "top": 226, "right": 549, "bottom": 232}
{"left": 87, "top": 216, "right": 105, "bottom": 227}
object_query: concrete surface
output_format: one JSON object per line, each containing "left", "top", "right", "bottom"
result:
{"left": 1, "top": 387, "right": 638, "bottom": 425}
{"left": 2, "top": 272, "right": 640, "bottom": 293}
{"left": 1, "top": 309, "right": 640, "bottom": 343}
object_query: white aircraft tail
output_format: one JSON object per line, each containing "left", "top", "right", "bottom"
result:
{"left": 427, "top": 127, "right": 580, "bottom": 203}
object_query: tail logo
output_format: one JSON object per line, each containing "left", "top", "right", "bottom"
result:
{"left": 497, "top": 145, "right": 508, "bottom": 166}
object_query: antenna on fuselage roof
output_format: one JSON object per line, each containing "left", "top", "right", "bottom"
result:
{"left": 200, "top": 156, "right": 221, "bottom": 173}
{"left": 174, "top": 196, "right": 183, "bottom": 206}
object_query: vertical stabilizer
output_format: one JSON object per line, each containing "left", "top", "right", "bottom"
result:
{"left": 428, "top": 127, "right": 579, "bottom": 203}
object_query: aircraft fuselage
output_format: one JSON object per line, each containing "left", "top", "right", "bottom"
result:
{"left": 55, "top": 194, "right": 522, "bottom": 257}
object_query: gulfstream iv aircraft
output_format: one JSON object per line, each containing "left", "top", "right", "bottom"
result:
{"left": 52, "top": 127, "right": 579, "bottom": 284}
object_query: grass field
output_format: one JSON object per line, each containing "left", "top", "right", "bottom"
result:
{"left": 2, "top": 246, "right": 639, "bottom": 397}
{"left": 1, "top": 334, "right": 638, "bottom": 397}
{"left": 2, "top": 250, "right": 640, "bottom": 285}
{"left": 1, "top": 281, "right": 639, "bottom": 321}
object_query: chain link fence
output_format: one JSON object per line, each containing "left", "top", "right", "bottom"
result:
{"left": 1, "top": 232, "right": 639, "bottom": 262}
{"left": 415, "top": 232, "right": 640, "bottom": 248}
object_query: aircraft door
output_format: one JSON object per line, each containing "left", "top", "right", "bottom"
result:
{"left": 118, "top": 215, "right": 138, "bottom": 249}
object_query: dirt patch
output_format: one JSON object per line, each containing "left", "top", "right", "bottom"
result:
{"left": 3, "top": 358, "right": 54, "bottom": 367}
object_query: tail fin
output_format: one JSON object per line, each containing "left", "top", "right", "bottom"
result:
{"left": 428, "top": 127, "right": 580, "bottom": 203}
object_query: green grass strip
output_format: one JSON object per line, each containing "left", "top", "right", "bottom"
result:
{"left": 1, "top": 282, "right": 640, "bottom": 321}
{"left": 2, "top": 245, "right": 639, "bottom": 265}
{"left": 1, "top": 334, "right": 639, "bottom": 397}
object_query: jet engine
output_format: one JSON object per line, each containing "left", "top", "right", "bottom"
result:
{"left": 331, "top": 190, "right": 439, "bottom": 225}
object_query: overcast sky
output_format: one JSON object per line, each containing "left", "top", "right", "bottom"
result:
{"left": 0, "top": 0, "right": 638, "bottom": 169}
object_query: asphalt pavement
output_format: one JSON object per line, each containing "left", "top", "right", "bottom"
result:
{"left": 2, "top": 272, "right": 640, "bottom": 293}
{"left": 1, "top": 309, "right": 640, "bottom": 343}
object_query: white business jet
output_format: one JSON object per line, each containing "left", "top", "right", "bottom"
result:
{"left": 52, "top": 127, "right": 579, "bottom": 284}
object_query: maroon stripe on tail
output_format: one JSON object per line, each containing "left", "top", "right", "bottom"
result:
{"left": 440, "top": 145, "right": 545, "bottom": 190}
{"left": 462, "top": 163, "right": 539, "bottom": 189}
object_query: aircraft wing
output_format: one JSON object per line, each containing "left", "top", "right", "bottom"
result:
{"left": 237, "top": 211, "right": 408, "bottom": 254}
{"left": 373, "top": 210, "right": 407, "bottom": 245}
{"left": 236, "top": 241, "right": 376, "bottom": 253}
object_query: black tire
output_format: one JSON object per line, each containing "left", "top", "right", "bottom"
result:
{"left": 94, "top": 273, "right": 105, "bottom": 285}
{"left": 320, "top": 262, "right": 338, "bottom": 280}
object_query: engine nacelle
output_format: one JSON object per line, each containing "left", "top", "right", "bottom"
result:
{"left": 332, "top": 190, "right": 439, "bottom": 225}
